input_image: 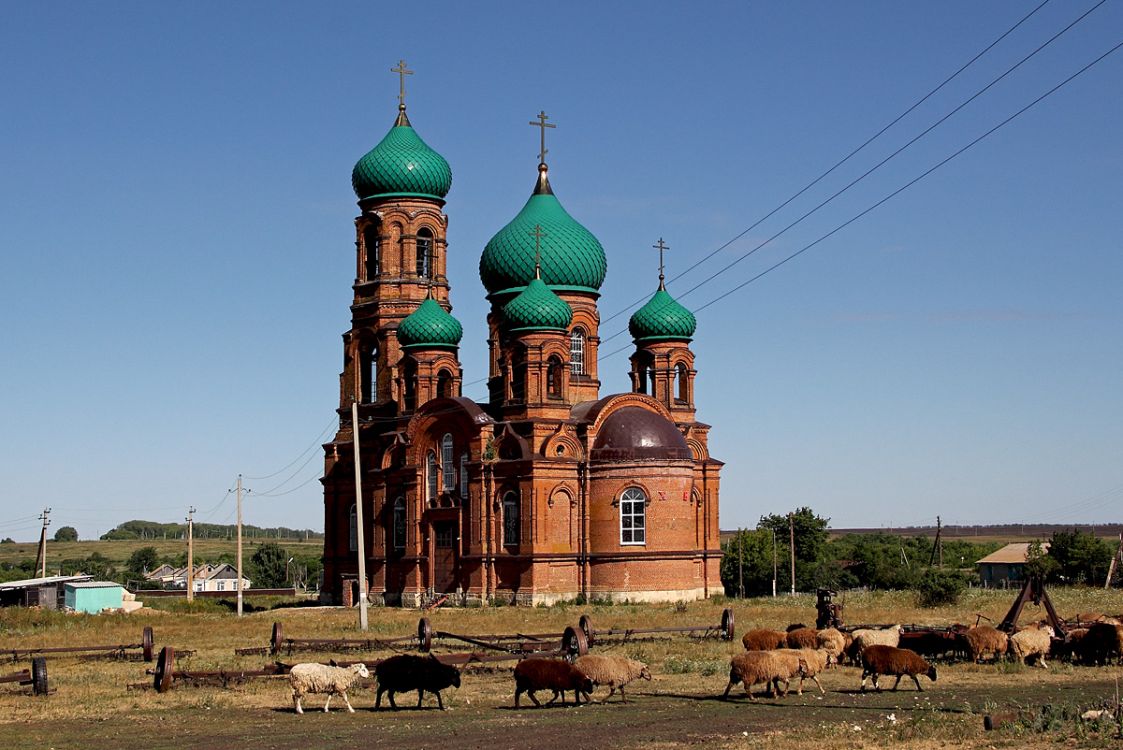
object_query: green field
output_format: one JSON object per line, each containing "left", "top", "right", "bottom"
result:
{"left": 0, "top": 538, "right": 322, "bottom": 572}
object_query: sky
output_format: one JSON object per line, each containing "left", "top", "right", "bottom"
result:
{"left": 1, "top": 1, "right": 1120, "bottom": 542}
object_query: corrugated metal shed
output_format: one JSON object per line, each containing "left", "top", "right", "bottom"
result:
{"left": 64, "top": 581, "right": 125, "bottom": 613}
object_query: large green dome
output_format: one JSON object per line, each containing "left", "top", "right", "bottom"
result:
{"left": 479, "top": 166, "right": 607, "bottom": 297}
{"left": 397, "top": 297, "right": 463, "bottom": 350}
{"left": 502, "top": 277, "right": 573, "bottom": 333}
{"left": 352, "top": 111, "right": 452, "bottom": 202}
{"left": 629, "top": 286, "right": 697, "bottom": 344}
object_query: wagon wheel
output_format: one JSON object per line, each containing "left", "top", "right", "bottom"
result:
{"left": 561, "top": 626, "right": 589, "bottom": 660}
{"left": 578, "top": 614, "right": 594, "bottom": 646}
{"left": 271, "top": 622, "right": 284, "bottom": 655}
{"left": 142, "top": 626, "right": 155, "bottom": 662}
{"left": 417, "top": 618, "right": 433, "bottom": 653}
{"left": 721, "top": 608, "right": 735, "bottom": 641}
{"left": 30, "top": 657, "right": 48, "bottom": 696}
{"left": 154, "top": 646, "right": 176, "bottom": 693}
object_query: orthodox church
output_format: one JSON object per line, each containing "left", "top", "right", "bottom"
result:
{"left": 321, "top": 70, "right": 723, "bottom": 606}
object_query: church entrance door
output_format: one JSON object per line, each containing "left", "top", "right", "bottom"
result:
{"left": 432, "top": 521, "right": 458, "bottom": 593}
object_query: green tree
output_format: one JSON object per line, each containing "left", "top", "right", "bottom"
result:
{"left": 53, "top": 526, "right": 78, "bottom": 542}
{"left": 1047, "top": 529, "right": 1112, "bottom": 585}
{"left": 126, "top": 546, "right": 160, "bottom": 577}
{"left": 720, "top": 529, "right": 778, "bottom": 596}
{"left": 915, "top": 568, "right": 969, "bottom": 607}
{"left": 249, "top": 542, "right": 290, "bottom": 588}
{"left": 1023, "top": 539, "right": 1059, "bottom": 580}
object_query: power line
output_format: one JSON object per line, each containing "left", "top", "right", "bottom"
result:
{"left": 243, "top": 416, "right": 338, "bottom": 480}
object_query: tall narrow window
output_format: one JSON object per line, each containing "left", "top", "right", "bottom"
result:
{"left": 362, "top": 223, "right": 381, "bottom": 279}
{"left": 403, "top": 359, "right": 417, "bottom": 411}
{"left": 416, "top": 228, "right": 433, "bottom": 278}
{"left": 570, "top": 329, "right": 585, "bottom": 375}
{"left": 348, "top": 504, "right": 358, "bottom": 552}
{"left": 459, "top": 452, "right": 469, "bottom": 496}
{"left": 547, "top": 356, "right": 563, "bottom": 399}
{"left": 437, "top": 369, "right": 453, "bottom": 399}
{"left": 676, "top": 363, "right": 689, "bottom": 403}
{"left": 392, "top": 497, "right": 406, "bottom": 550}
{"left": 441, "top": 434, "right": 455, "bottom": 491}
{"left": 620, "top": 488, "right": 646, "bottom": 545}
{"left": 367, "top": 346, "right": 379, "bottom": 403}
{"left": 503, "top": 492, "right": 520, "bottom": 547}
{"left": 426, "top": 451, "right": 438, "bottom": 503}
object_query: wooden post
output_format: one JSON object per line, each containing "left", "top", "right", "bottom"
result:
{"left": 789, "top": 513, "right": 796, "bottom": 596}
{"left": 186, "top": 507, "right": 195, "bottom": 602}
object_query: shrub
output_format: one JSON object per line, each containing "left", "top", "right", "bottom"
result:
{"left": 915, "top": 568, "right": 968, "bottom": 607}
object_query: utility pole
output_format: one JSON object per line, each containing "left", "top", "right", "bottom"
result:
{"left": 771, "top": 528, "right": 777, "bottom": 598}
{"left": 35, "top": 508, "right": 51, "bottom": 578}
{"left": 737, "top": 529, "right": 744, "bottom": 599}
{"left": 236, "top": 475, "right": 247, "bottom": 617}
{"left": 186, "top": 507, "right": 196, "bottom": 602}
{"left": 1106, "top": 532, "right": 1122, "bottom": 590}
{"left": 789, "top": 513, "right": 796, "bottom": 596}
{"left": 351, "top": 401, "right": 369, "bottom": 631}
{"left": 929, "top": 515, "right": 943, "bottom": 567}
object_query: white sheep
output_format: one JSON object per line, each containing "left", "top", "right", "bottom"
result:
{"left": 776, "top": 647, "right": 832, "bottom": 695}
{"left": 573, "top": 654, "right": 651, "bottom": 703}
{"left": 289, "top": 662, "right": 370, "bottom": 714}
{"left": 847, "top": 625, "right": 902, "bottom": 662}
{"left": 1008, "top": 625, "right": 1055, "bottom": 668}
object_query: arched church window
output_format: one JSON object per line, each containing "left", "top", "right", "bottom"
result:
{"left": 676, "top": 363, "right": 689, "bottom": 403}
{"left": 441, "top": 434, "right": 455, "bottom": 491}
{"left": 437, "top": 369, "right": 453, "bottom": 399}
{"left": 570, "top": 329, "right": 585, "bottom": 375}
{"left": 392, "top": 496, "right": 406, "bottom": 550}
{"left": 503, "top": 491, "right": 520, "bottom": 547}
{"left": 362, "top": 223, "right": 381, "bottom": 279}
{"left": 348, "top": 504, "right": 358, "bottom": 552}
{"left": 547, "top": 356, "right": 563, "bottom": 399}
{"left": 620, "top": 487, "right": 646, "bottom": 545}
{"left": 426, "top": 451, "right": 438, "bottom": 503}
{"left": 416, "top": 228, "right": 433, "bottom": 278}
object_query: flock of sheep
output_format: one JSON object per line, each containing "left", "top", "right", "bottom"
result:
{"left": 286, "top": 617, "right": 1123, "bottom": 713}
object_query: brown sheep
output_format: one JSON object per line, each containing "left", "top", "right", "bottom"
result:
{"left": 964, "top": 625, "right": 1008, "bottom": 663}
{"left": 1074, "top": 622, "right": 1123, "bottom": 666}
{"left": 572, "top": 655, "right": 651, "bottom": 703}
{"left": 776, "top": 647, "right": 831, "bottom": 694}
{"left": 513, "top": 658, "right": 594, "bottom": 708}
{"left": 722, "top": 651, "right": 802, "bottom": 701}
{"left": 816, "top": 628, "right": 846, "bottom": 660}
{"left": 741, "top": 628, "right": 787, "bottom": 651}
{"left": 785, "top": 627, "right": 819, "bottom": 649}
{"left": 860, "top": 645, "right": 937, "bottom": 692}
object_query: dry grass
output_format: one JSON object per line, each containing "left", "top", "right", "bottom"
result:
{"left": 0, "top": 538, "right": 321, "bottom": 568}
{"left": 1, "top": 589, "right": 1121, "bottom": 749}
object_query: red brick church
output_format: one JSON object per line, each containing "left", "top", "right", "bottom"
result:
{"left": 321, "top": 70, "right": 723, "bottom": 606}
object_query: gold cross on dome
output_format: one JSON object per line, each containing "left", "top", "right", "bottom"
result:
{"left": 391, "top": 59, "right": 414, "bottom": 108}
{"left": 653, "top": 238, "right": 669, "bottom": 288}
{"left": 529, "top": 111, "right": 556, "bottom": 165}
{"left": 529, "top": 224, "right": 547, "bottom": 277}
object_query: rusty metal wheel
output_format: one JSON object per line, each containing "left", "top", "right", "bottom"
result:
{"left": 154, "top": 646, "right": 175, "bottom": 693}
{"left": 562, "top": 626, "right": 589, "bottom": 660}
{"left": 417, "top": 618, "right": 432, "bottom": 653}
{"left": 578, "top": 614, "right": 593, "bottom": 645}
{"left": 142, "top": 626, "right": 154, "bottom": 662}
{"left": 270, "top": 622, "right": 284, "bottom": 655}
{"left": 721, "top": 608, "right": 735, "bottom": 641}
{"left": 31, "top": 657, "right": 48, "bottom": 696}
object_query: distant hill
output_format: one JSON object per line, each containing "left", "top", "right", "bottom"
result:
{"left": 720, "top": 523, "right": 1123, "bottom": 546}
{"left": 99, "top": 519, "right": 322, "bottom": 541}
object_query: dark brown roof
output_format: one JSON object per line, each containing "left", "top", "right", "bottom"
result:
{"left": 591, "top": 406, "right": 692, "bottom": 462}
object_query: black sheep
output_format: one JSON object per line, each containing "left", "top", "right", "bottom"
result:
{"left": 513, "top": 658, "right": 594, "bottom": 708}
{"left": 374, "top": 654, "right": 462, "bottom": 710}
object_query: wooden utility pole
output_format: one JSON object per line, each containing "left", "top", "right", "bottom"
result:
{"left": 35, "top": 508, "right": 51, "bottom": 577}
{"left": 1105, "top": 532, "right": 1122, "bottom": 589}
{"left": 772, "top": 528, "right": 778, "bottom": 598}
{"left": 789, "top": 513, "right": 796, "bottom": 596}
{"left": 236, "top": 475, "right": 245, "bottom": 617}
{"left": 737, "top": 529, "right": 744, "bottom": 599}
{"left": 929, "top": 515, "right": 943, "bottom": 567}
{"left": 185, "top": 506, "right": 195, "bottom": 602}
{"left": 351, "top": 402, "right": 369, "bottom": 631}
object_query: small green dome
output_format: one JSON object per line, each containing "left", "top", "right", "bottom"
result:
{"left": 397, "top": 297, "right": 463, "bottom": 350}
{"left": 352, "top": 111, "right": 452, "bottom": 202}
{"left": 479, "top": 166, "right": 607, "bottom": 296}
{"left": 629, "top": 287, "right": 697, "bottom": 344}
{"left": 502, "top": 277, "right": 573, "bottom": 333}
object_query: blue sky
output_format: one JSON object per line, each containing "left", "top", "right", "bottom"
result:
{"left": 1, "top": 1, "right": 1120, "bottom": 541}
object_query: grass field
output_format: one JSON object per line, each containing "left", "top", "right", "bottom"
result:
{"left": 2, "top": 589, "right": 1121, "bottom": 749}
{"left": 0, "top": 538, "right": 322, "bottom": 569}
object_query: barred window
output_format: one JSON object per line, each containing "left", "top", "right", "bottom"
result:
{"left": 441, "top": 434, "right": 455, "bottom": 491}
{"left": 426, "top": 451, "right": 438, "bottom": 502}
{"left": 459, "top": 452, "right": 469, "bottom": 496}
{"left": 416, "top": 228, "right": 433, "bottom": 278}
{"left": 620, "top": 488, "right": 646, "bottom": 545}
{"left": 392, "top": 497, "right": 406, "bottom": 550}
{"left": 503, "top": 492, "right": 520, "bottom": 547}
{"left": 570, "top": 329, "right": 585, "bottom": 374}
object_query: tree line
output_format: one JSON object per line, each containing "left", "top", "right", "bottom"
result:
{"left": 99, "top": 519, "right": 323, "bottom": 541}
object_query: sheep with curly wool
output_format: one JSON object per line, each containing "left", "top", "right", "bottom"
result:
{"left": 845, "top": 625, "right": 902, "bottom": 663}
{"left": 573, "top": 654, "right": 651, "bottom": 703}
{"left": 374, "top": 654, "right": 461, "bottom": 710}
{"left": 722, "top": 650, "right": 803, "bottom": 701}
{"left": 964, "top": 625, "right": 1008, "bottom": 663}
{"left": 1008, "top": 625, "right": 1055, "bottom": 668}
{"left": 860, "top": 645, "right": 936, "bottom": 692}
{"left": 785, "top": 627, "right": 820, "bottom": 649}
{"left": 816, "top": 628, "right": 846, "bottom": 660}
{"left": 1074, "top": 622, "right": 1123, "bottom": 666}
{"left": 741, "top": 628, "right": 787, "bottom": 651}
{"left": 289, "top": 662, "right": 370, "bottom": 714}
{"left": 776, "top": 647, "right": 831, "bottom": 695}
{"left": 513, "top": 658, "right": 594, "bottom": 708}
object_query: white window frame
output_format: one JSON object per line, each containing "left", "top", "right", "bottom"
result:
{"left": 441, "top": 434, "right": 456, "bottom": 491}
{"left": 459, "top": 453, "right": 469, "bottom": 496}
{"left": 620, "top": 487, "right": 646, "bottom": 545}
{"left": 426, "top": 451, "right": 438, "bottom": 502}
{"left": 570, "top": 329, "right": 585, "bottom": 374}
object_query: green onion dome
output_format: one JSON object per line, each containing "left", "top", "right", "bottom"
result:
{"left": 351, "top": 110, "right": 452, "bottom": 202}
{"left": 502, "top": 276, "right": 574, "bottom": 333}
{"left": 479, "top": 165, "right": 607, "bottom": 297}
{"left": 397, "top": 297, "right": 463, "bottom": 350}
{"left": 629, "top": 286, "right": 697, "bottom": 344}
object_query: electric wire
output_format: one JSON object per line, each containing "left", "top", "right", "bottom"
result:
{"left": 243, "top": 416, "right": 338, "bottom": 481}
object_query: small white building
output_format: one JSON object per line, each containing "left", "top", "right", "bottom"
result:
{"left": 197, "top": 563, "right": 251, "bottom": 592}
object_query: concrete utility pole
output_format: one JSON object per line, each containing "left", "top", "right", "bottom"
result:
{"left": 772, "top": 528, "right": 778, "bottom": 598}
{"left": 36, "top": 508, "right": 51, "bottom": 577}
{"left": 186, "top": 506, "right": 196, "bottom": 602}
{"left": 789, "top": 513, "right": 796, "bottom": 596}
{"left": 351, "top": 402, "right": 369, "bottom": 631}
{"left": 236, "top": 475, "right": 245, "bottom": 617}
{"left": 737, "top": 529, "right": 744, "bottom": 599}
